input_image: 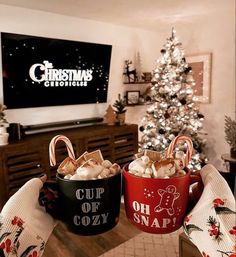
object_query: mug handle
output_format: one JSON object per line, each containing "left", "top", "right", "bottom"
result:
{"left": 188, "top": 172, "right": 204, "bottom": 212}
{"left": 39, "top": 180, "right": 64, "bottom": 221}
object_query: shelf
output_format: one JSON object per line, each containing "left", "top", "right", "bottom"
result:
{"left": 123, "top": 81, "right": 151, "bottom": 84}
{"left": 127, "top": 102, "right": 151, "bottom": 107}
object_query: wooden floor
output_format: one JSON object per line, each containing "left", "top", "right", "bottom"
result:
{"left": 43, "top": 204, "right": 141, "bottom": 257}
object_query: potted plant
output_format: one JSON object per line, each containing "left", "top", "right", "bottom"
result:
{"left": 113, "top": 94, "right": 127, "bottom": 125}
{"left": 224, "top": 115, "right": 236, "bottom": 158}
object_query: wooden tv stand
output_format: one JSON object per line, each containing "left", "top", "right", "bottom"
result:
{"left": 0, "top": 123, "right": 138, "bottom": 209}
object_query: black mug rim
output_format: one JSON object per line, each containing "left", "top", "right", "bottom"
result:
{"left": 56, "top": 171, "right": 122, "bottom": 183}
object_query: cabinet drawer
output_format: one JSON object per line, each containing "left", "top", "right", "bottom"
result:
{"left": 86, "top": 135, "right": 112, "bottom": 161}
{"left": 113, "top": 132, "right": 137, "bottom": 166}
{"left": 6, "top": 151, "right": 44, "bottom": 197}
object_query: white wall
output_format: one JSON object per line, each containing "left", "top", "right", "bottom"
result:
{"left": 165, "top": 6, "right": 235, "bottom": 170}
{"left": 0, "top": 4, "right": 157, "bottom": 124}
{"left": 0, "top": 3, "right": 235, "bottom": 170}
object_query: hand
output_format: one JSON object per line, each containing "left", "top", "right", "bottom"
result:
{"left": 0, "top": 175, "right": 56, "bottom": 257}
{"left": 183, "top": 164, "right": 236, "bottom": 257}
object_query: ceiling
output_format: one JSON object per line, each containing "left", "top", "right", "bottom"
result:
{"left": 0, "top": 0, "right": 232, "bottom": 31}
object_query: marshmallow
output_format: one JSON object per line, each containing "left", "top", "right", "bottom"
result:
{"left": 110, "top": 163, "right": 120, "bottom": 175}
{"left": 99, "top": 168, "right": 110, "bottom": 178}
{"left": 102, "top": 160, "right": 113, "bottom": 168}
{"left": 70, "top": 174, "right": 84, "bottom": 180}
{"left": 128, "top": 158, "right": 146, "bottom": 174}
{"left": 141, "top": 155, "right": 150, "bottom": 165}
{"left": 129, "top": 169, "right": 137, "bottom": 175}
{"left": 58, "top": 149, "right": 121, "bottom": 181}
{"left": 142, "top": 173, "right": 152, "bottom": 178}
{"left": 145, "top": 167, "right": 153, "bottom": 175}
{"left": 64, "top": 174, "right": 72, "bottom": 179}
{"left": 76, "top": 159, "right": 104, "bottom": 180}
{"left": 129, "top": 150, "right": 188, "bottom": 179}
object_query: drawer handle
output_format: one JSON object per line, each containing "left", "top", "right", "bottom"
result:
{"left": 115, "top": 139, "right": 128, "bottom": 144}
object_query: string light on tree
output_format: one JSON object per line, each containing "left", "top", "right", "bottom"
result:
{"left": 139, "top": 28, "right": 207, "bottom": 171}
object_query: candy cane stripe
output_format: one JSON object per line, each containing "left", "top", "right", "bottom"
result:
{"left": 166, "top": 135, "right": 193, "bottom": 167}
{"left": 49, "top": 135, "right": 75, "bottom": 166}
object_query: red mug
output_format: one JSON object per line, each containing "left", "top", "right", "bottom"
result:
{"left": 122, "top": 163, "right": 201, "bottom": 234}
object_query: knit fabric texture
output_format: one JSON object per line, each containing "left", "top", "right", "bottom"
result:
{"left": 183, "top": 164, "right": 236, "bottom": 257}
{"left": 0, "top": 178, "right": 55, "bottom": 257}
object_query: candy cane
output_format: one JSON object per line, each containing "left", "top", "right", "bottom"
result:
{"left": 49, "top": 135, "right": 75, "bottom": 166}
{"left": 166, "top": 135, "right": 193, "bottom": 167}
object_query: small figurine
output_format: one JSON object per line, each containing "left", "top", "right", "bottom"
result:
{"left": 123, "top": 60, "right": 138, "bottom": 83}
{"left": 104, "top": 104, "right": 116, "bottom": 125}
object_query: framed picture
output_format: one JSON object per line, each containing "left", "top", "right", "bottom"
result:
{"left": 186, "top": 53, "right": 212, "bottom": 103}
{"left": 142, "top": 72, "right": 152, "bottom": 82}
{"left": 126, "top": 90, "right": 140, "bottom": 105}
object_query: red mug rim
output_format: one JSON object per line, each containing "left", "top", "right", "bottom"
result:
{"left": 122, "top": 163, "right": 190, "bottom": 181}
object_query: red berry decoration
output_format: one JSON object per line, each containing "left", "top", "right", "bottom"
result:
{"left": 11, "top": 216, "right": 18, "bottom": 225}
{"left": 184, "top": 216, "right": 190, "bottom": 223}
{"left": 29, "top": 251, "right": 38, "bottom": 257}
{"left": 229, "top": 226, "right": 236, "bottom": 235}
{"left": 17, "top": 218, "right": 24, "bottom": 228}
{"left": 5, "top": 239, "right": 11, "bottom": 253}
{"left": 202, "top": 251, "right": 210, "bottom": 257}
{"left": 213, "top": 198, "right": 224, "bottom": 207}
{"left": 0, "top": 242, "right": 5, "bottom": 249}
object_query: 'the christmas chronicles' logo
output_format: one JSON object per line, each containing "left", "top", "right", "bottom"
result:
{"left": 29, "top": 60, "right": 93, "bottom": 87}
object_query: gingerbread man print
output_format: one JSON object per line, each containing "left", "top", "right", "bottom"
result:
{"left": 154, "top": 185, "right": 180, "bottom": 215}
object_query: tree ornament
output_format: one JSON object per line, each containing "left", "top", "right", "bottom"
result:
{"left": 180, "top": 99, "right": 187, "bottom": 105}
{"left": 139, "top": 126, "right": 145, "bottom": 132}
{"left": 198, "top": 113, "right": 205, "bottom": 119}
{"left": 184, "top": 66, "right": 192, "bottom": 74}
{"left": 159, "top": 128, "right": 166, "bottom": 134}
{"left": 164, "top": 112, "right": 170, "bottom": 119}
{"left": 170, "top": 94, "right": 177, "bottom": 99}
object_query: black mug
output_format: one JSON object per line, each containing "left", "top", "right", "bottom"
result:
{"left": 54, "top": 173, "right": 122, "bottom": 235}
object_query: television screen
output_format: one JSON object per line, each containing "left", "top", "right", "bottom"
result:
{"left": 1, "top": 32, "right": 112, "bottom": 109}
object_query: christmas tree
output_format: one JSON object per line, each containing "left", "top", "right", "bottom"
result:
{"left": 139, "top": 29, "right": 207, "bottom": 171}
